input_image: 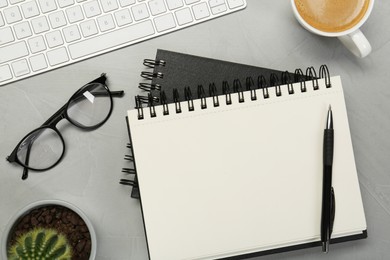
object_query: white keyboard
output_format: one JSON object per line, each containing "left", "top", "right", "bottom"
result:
{"left": 0, "top": 0, "right": 246, "bottom": 86}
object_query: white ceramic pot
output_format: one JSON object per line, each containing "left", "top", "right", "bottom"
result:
{"left": 1, "top": 200, "right": 97, "bottom": 260}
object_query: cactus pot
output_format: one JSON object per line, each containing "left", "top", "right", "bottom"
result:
{"left": 1, "top": 200, "right": 96, "bottom": 260}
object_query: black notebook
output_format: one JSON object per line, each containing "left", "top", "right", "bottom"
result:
{"left": 137, "top": 49, "right": 312, "bottom": 105}
{"left": 123, "top": 62, "right": 367, "bottom": 259}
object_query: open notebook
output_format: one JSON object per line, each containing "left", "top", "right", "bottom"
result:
{"left": 127, "top": 68, "right": 367, "bottom": 259}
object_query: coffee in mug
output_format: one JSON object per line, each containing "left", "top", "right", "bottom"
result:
{"left": 291, "top": 0, "right": 374, "bottom": 58}
{"left": 294, "top": 0, "right": 371, "bottom": 33}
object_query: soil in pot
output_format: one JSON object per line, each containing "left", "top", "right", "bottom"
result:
{"left": 7, "top": 205, "right": 92, "bottom": 260}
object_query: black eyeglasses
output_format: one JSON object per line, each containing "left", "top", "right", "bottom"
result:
{"left": 7, "top": 73, "right": 124, "bottom": 180}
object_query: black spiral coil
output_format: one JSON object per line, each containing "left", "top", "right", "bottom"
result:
{"left": 136, "top": 64, "right": 331, "bottom": 120}
{"left": 119, "top": 142, "right": 139, "bottom": 199}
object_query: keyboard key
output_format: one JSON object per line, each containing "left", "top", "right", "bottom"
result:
{"left": 226, "top": 0, "right": 244, "bottom": 9}
{"left": 68, "top": 20, "right": 155, "bottom": 59}
{"left": 0, "top": 65, "right": 13, "bottom": 82}
{"left": 39, "top": 0, "right": 58, "bottom": 14}
{"left": 13, "top": 21, "right": 33, "bottom": 39}
{"left": 12, "top": 59, "right": 30, "bottom": 77}
{"left": 0, "top": 27, "right": 15, "bottom": 46}
{"left": 154, "top": 13, "right": 175, "bottom": 32}
{"left": 114, "top": 9, "right": 132, "bottom": 27}
{"left": 0, "top": 41, "right": 29, "bottom": 64}
{"left": 175, "top": 7, "right": 192, "bottom": 26}
{"left": 83, "top": 1, "right": 101, "bottom": 18}
{"left": 0, "top": 13, "right": 4, "bottom": 27}
{"left": 166, "top": 0, "right": 183, "bottom": 10}
{"left": 45, "top": 30, "right": 64, "bottom": 48}
{"left": 63, "top": 24, "right": 81, "bottom": 42}
{"left": 4, "top": 6, "right": 23, "bottom": 24}
{"left": 100, "top": 0, "right": 119, "bottom": 13}
{"left": 21, "top": 1, "right": 40, "bottom": 19}
{"left": 49, "top": 10, "right": 67, "bottom": 28}
{"left": 148, "top": 0, "right": 166, "bottom": 16}
{"left": 119, "top": 0, "right": 135, "bottom": 7}
{"left": 192, "top": 2, "right": 209, "bottom": 20}
{"left": 57, "top": 0, "right": 74, "bottom": 8}
{"left": 29, "top": 53, "right": 48, "bottom": 71}
{"left": 209, "top": 0, "right": 225, "bottom": 7}
{"left": 10, "top": 0, "right": 26, "bottom": 4}
{"left": 31, "top": 16, "right": 50, "bottom": 33}
{"left": 28, "top": 35, "right": 46, "bottom": 53}
{"left": 47, "top": 47, "right": 69, "bottom": 65}
{"left": 66, "top": 5, "right": 84, "bottom": 23}
{"left": 184, "top": 0, "right": 199, "bottom": 4}
{"left": 80, "top": 20, "right": 98, "bottom": 37}
{"left": 211, "top": 3, "right": 226, "bottom": 14}
{"left": 0, "top": 0, "right": 8, "bottom": 8}
{"left": 131, "top": 3, "right": 149, "bottom": 21}
{"left": 97, "top": 14, "right": 115, "bottom": 32}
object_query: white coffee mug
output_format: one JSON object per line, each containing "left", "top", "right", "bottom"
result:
{"left": 291, "top": 0, "right": 374, "bottom": 58}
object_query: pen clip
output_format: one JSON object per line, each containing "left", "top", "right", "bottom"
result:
{"left": 330, "top": 187, "right": 336, "bottom": 235}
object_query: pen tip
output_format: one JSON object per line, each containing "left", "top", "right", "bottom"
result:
{"left": 329, "top": 104, "right": 332, "bottom": 111}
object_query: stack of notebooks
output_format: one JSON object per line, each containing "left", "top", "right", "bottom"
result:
{"left": 122, "top": 49, "right": 367, "bottom": 260}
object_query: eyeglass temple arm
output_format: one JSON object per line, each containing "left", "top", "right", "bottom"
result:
{"left": 21, "top": 142, "right": 32, "bottom": 180}
{"left": 111, "top": 90, "right": 125, "bottom": 97}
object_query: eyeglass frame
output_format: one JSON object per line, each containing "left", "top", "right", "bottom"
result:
{"left": 6, "top": 73, "right": 124, "bottom": 180}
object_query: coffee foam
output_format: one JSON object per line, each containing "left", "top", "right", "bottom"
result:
{"left": 295, "top": 0, "right": 370, "bottom": 33}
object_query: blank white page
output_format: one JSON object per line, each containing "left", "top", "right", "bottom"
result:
{"left": 127, "top": 76, "right": 366, "bottom": 260}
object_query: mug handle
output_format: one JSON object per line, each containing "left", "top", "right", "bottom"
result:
{"left": 338, "top": 29, "right": 372, "bottom": 58}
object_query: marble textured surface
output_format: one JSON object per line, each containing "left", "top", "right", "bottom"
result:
{"left": 1, "top": 1, "right": 389, "bottom": 259}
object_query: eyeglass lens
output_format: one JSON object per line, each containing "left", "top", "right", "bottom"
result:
{"left": 16, "top": 128, "right": 64, "bottom": 170}
{"left": 67, "top": 83, "right": 112, "bottom": 128}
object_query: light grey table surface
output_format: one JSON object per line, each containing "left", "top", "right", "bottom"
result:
{"left": 1, "top": 0, "right": 389, "bottom": 259}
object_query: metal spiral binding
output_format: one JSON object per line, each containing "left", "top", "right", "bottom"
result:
{"left": 197, "top": 85, "right": 207, "bottom": 109}
{"left": 161, "top": 91, "right": 169, "bottom": 115}
{"left": 143, "top": 58, "right": 166, "bottom": 68}
{"left": 270, "top": 73, "right": 282, "bottom": 97}
{"left": 319, "top": 64, "right": 331, "bottom": 88}
{"left": 258, "top": 74, "right": 270, "bottom": 99}
{"left": 222, "top": 81, "right": 232, "bottom": 105}
{"left": 120, "top": 143, "right": 139, "bottom": 199}
{"left": 135, "top": 96, "right": 144, "bottom": 120}
{"left": 139, "top": 83, "right": 162, "bottom": 92}
{"left": 148, "top": 93, "right": 156, "bottom": 117}
{"left": 294, "top": 68, "right": 307, "bottom": 92}
{"left": 185, "top": 87, "right": 194, "bottom": 111}
{"left": 173, "top": 89, "right": 182, "bottom": 113}
{"left": 135, "top": 65, "right": 331, "bottom": 120}
{"left": 306, "top": 66, "right": 319, "bottom": 90}
{"left": 209, "top": 83, "right": 220, "bottom": 107}
{"left": 141, "top": 71, "right": 164, "bottom": 81}
{"left": 281, "top": 71, "right": 294, "bottom": 95}
{"left": 245, "top": 76, "right": 257, "bottom": 101}
{"left": 233, "top": 79, "right": 245, "bottom": 103}
{"left": 136, "top": 94, "right": 159, "bottom": 105}
{"left": 138, "top": 59, "right": 166, "bottom": 94}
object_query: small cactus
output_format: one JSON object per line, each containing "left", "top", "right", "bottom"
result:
{"left": 8, "top": 228, "right": 72, "bottom": 260}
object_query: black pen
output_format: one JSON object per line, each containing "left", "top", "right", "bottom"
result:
{"left": 321, "top": 105, "right": 336, "bottom": 253}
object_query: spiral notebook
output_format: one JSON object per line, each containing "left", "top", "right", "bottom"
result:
{"left": 126, "top": 66, "right": 367, "bottom": 259}
{"left": 138, "top": 49, "right": 307, "bottom": 104}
